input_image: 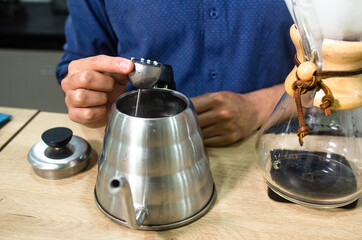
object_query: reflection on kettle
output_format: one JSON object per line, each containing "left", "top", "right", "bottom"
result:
{"left": 94, "top": 61, "right": 216, "bottom": 230}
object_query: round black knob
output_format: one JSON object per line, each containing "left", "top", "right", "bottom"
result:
{"left": 41, "top": 127, "right": 73, "bottom": 148}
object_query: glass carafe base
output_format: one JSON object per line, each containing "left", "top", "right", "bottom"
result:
{"left": 267, "top": 187, "right": 359, "bottom": 209}
{"left": 265, "top": 149, "right": 359, "bottom": 208}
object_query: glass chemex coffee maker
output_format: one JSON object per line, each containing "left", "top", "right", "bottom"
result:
{"left": 256, "top": 0, "right": 362, "bottom": 208}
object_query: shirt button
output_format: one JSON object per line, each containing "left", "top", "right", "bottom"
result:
{"left": 209, "top": 8, "right": 219, "bottom": 19}
{"left": 209, "top": 71, "right": 218, "bottom": 80}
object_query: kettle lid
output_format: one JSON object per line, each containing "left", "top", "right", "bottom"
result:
{"left": 27, "top": 127, "right": 91, "bottom": 179}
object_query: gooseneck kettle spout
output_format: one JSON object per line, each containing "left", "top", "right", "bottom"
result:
{"left": 108, "top": 177, "right": 148, "bottom": 229}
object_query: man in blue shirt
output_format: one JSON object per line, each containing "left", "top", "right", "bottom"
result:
{"left": 57, "top": 0, "right": 295, "bottom": 146}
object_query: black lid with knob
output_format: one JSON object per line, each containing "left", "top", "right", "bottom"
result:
{"left": 41, "top": 127, "right": 73, "bottom": 148}
{"left": 27, "top": 127, "right": 92, "bottom": 180}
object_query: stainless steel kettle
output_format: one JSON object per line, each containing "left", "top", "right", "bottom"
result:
{"left": 94, "top": 60, "right": 216, "bottom": 230}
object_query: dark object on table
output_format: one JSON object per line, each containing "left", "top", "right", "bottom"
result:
{"left": 0, "top": 112, "right": 11, "bottom": 128}
{"left": 28, "top": 127, "right": 92, "bottom": 179}
{"left": 269, "top": 149, "right": 358, "bottom": 208}
{"left": 267, "top": 187, "right": 358, "bottom": 209}
{"left": 41, "top": 127, "right": 72, "bottom": 149}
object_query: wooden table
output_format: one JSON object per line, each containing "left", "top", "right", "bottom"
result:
{"left": 0, "top": 112, "right": 361, "bottom": 240}
{"left": 0, "top": 107, "right": 39, "bottom": 151}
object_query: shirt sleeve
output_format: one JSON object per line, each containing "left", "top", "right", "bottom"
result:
{"left": 56, "top": 0, "right": 118, "bottom": 83}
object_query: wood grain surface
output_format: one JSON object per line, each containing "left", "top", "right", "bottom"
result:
{"left": 0, "top": 112, "right": 361, "bottom": 240}
{"left": 0, "top": 107, "right": 39, "bottom": 151}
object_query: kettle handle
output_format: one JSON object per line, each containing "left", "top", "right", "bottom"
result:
{"left": 108, "top": 177, "right": 148, "bottom": 229}
{"left": 154, "top": 64, "right": 176, "bottom": 90}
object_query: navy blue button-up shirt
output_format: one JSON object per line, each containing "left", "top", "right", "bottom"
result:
{"left": 56, "top": 0, "right": 295, "bottom": 98}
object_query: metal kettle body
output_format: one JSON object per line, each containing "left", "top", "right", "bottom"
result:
{"left": 94, "top": 88, "right": 216, "bottom": 230}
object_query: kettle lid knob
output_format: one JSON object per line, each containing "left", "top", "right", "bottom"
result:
{"left": 41, "top": 127, "right": 73, "bottom": 148}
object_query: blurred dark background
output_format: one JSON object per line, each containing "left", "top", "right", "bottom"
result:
{"left": 0, "top": 0, "right": 67, "bottom": 50}
{"left": 0, "top": 0, "right": 68, "bottom": 113}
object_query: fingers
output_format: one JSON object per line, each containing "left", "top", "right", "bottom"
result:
{"left": 201, "top": 124, "right": 218, "bottom": 138}
{"left": 190, "top": 94, "right": 214, "bottom": 113}
{"left": 62, "top": 70, "right": 115, "bottom": 92}
{"left": 202, "top": 129, "right": 238, "bottom": 147}
{"left": 104, "top": 72, "right": 129, "bottom": 85}
{"left": 64, "top": 87, "right": 110, "bottom": 127}
{"left": 65, "top": 89, "right": 108, "bottom": 108}
{"left": 201, "top": 122, "right": 236, "bottom": 140}
{"left": 191, "top": 92, "right": 248, "bottom": 147}
{"left": 203, "top": 136, "right": 227, "bottom": 147}
{"left": 68, "top": 55, "right": 134, "bottom": 75}
{"left": 61, "top": 55, "right": 134, "bottom": 128}
{"left": 197, "top": 109, "right": 217, "bottom": 128}
{"left": 67, "top": 105, "right": 109, "bottom": 128}
{"left": 201, "top": 124, "right": 240, "bottom": 147}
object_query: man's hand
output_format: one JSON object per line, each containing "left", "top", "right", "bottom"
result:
{"left": 191, "top": 84, "right": 284, "bottom": 147}
{"left": 61, "top": 55, "right": 134, "bottom": 128}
